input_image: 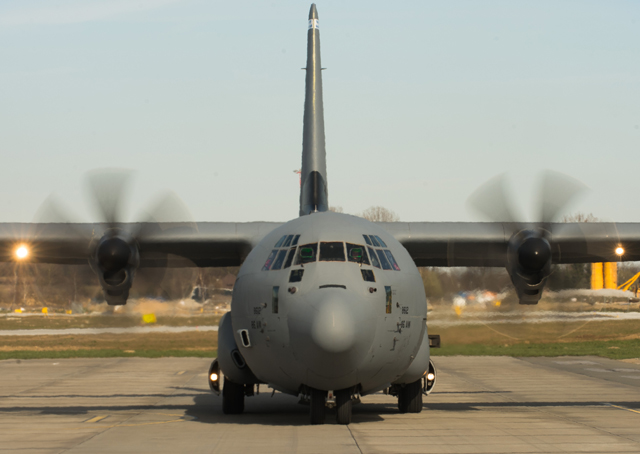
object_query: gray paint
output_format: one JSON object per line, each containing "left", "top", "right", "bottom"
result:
{"left": 299, "top": 3, "right": 328, "bottom": 216}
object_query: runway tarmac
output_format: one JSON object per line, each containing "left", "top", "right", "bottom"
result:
{"left": 1, "top": 356, "right": 639, "bottom": 453}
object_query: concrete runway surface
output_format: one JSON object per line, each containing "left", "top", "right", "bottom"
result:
{"left": 1, "top": 356, "right": 639, "bottom": 454}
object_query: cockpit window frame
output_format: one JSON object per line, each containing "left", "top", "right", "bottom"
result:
{"left": 367, "top": 246, "right": 381, "bottom": 268}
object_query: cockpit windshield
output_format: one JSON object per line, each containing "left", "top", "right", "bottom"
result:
{"left": 295, "top": 243, "right": 318, "bottom": 265}
{"left": 319, "top": 242, "right": 345, "bottom": 261}
{"left": 346, "top": 243, "right": 370, "bottom": 265}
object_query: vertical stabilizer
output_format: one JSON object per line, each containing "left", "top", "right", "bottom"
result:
{"left": 299, "top": 3, "right": 328, "bottom": 216}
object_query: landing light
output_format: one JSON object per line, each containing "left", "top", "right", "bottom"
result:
{"left": 615, "top": 247, "right": 625, "bottom": 256}
{"left": 427, "top": 373, "right": 435, "bottom": 381}
{"left": 15, "top": 245, "right": 29, "bottom": 260}
{"left": 210, "top": 373, "right": 218, "bottom": 382}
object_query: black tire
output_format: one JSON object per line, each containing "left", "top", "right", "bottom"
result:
{"left": 309, "top": 388, "right": 326, "bottom": 425}
{"left": 335, "top": 389, "right": 352, "bottom": 425}
{"left": 222, "top": 378, "right": 245, "bottom": 415}
{"left": 398, "top": 380, "right": 423, "bottom": 414}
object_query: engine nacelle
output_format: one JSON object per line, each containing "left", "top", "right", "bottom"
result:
{"left": 217, "top": 313, "right": 259, "bottom": 384}
{"left": 507, "top": 230, "right": 552, "bottom": 304}
{"left": 89, "top": 231, "right": 140, "bottom": 305}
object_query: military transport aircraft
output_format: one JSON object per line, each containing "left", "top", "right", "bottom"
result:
{"left": 1, "top": 4, "right": 638, "bottom": 425}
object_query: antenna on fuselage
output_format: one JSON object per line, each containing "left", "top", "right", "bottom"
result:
{"left": 299, "top": 3, "right": 329, "bottom": 216}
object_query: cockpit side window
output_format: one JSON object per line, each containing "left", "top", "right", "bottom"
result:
{"left": 347, "top": 243, "right": 370, "bottom": 265}
{"left": 369, "top": 235, "right": 381, "bottom": 247}
{"left": 384, "top": 250, "right": 400, "bottom": 271}
{"left": 262, "top": 250, "right": 278, "bottom": 271}
{"left": 377, "top": 249, "right": 392, "bottom": 270}
{"left": 274, "top": 235, "right": 287, "bottom": 248}
{"left": 282, "top": 235, "right": 294, "bottom": 248}
{"left": 319, "top": 242, "right": 346, "bottom": 262}
{"left": 292, "top": 234, "right": 301, "bottom": 246}
{"left": 368, "top": 246, "right": 381, "bottom": 268}
{"left": 271, "top": 250, "right": 288, "bottom": 270}
{"left": 283, "top": 247, "right": 296, "bottom": 269}
{"left": 295, "top": 243, "right": 318, "bottom": 265}
{"left": 363, "top": 235, "right": 372, "bottom": 246}
{"left": 374, "top": 235, "right": 387, "bottom": 248}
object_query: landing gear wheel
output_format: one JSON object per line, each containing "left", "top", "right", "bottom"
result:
{"left": 222, "top": 377, "right": 245, "bottom": 415}
{"left": 335, "top": 388, "right": 352, "bottom": 425}
{"left": 309, "top": 388, "right": 327, "bottom": 425}
{"left": 398, "top": 379, "right": 423, "bottom": 414}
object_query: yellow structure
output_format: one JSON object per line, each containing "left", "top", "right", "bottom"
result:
{"left": 142, "top": 313, "right": 157, "bottom": 324}
{"left": 604, "top": 262, "right": 617, "bottom": 289}
{"left": 591, "top": 263, "right": 603, "bottom": 290}
{"left": 591, "top": 262, "right": 618, "bottom": 290}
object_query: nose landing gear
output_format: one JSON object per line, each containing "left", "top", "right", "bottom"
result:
{"left": 309, "top": 388, "right": 327, "bottom": 425}
{"left": 335, "top": 388, "right": 353, "bottom": 425}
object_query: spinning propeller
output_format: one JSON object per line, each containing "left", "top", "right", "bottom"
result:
{"left": 35, "top": 169, "right": 196, "bottom": 305}
{"left": 468, "top": 170, "right": 587, "bottom": 304}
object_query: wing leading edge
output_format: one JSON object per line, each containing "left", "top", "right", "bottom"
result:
{"left": 380, "top": 221, "right": 640, "bottom": 267}
{"left": 0, "top": 222, "right": 282, "bottom": 267}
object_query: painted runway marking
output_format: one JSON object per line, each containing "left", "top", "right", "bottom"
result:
{"left": 85, "top": 415, "right": 108, "bottom": 423}
{"left": 605, "top": 403, "right": 640, "bottom": 415}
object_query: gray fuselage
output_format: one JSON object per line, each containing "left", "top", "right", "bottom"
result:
{"left": 230, "top": 212, "right": 429, "bottom": 395}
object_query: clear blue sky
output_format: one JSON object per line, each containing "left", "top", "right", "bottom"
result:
{"left": 1, "top": 1, "right": 639, "bottom": 223}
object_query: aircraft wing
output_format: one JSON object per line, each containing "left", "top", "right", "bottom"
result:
{"left": 379, "top": 222, "right": 640, "bottom": 267}
{"left": 0, "top": 222, "right": 282, "bottom": 267}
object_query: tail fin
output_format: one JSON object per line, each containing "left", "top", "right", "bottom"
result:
{"left": 299, "top": 3, "right": 329, "bottom": 216}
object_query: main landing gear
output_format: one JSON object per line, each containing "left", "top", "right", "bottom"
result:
{"left": 222, "top": 377, "right": 249, "bottom": 415}
{"left": 397, "top": 379, "right": 423, "bottom": 413}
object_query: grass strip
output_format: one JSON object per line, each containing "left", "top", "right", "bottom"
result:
{"left": 432, "top": 338, "right": 640, "bottom": 359}
{"left": 0, "top": 349, "right": 218, "bottom": 360}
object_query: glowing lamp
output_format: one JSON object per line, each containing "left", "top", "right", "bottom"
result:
{"left": 427, "top": 373, "right": 435, "bottom": 381}
{"left": 15, "top": 245, "right": 29, "bottom": 260}
{"left": 615, "top": 247, "right": 624, "bottom": 256}
{"left": 210, "top": 373, "right": 218, "bottom": 382}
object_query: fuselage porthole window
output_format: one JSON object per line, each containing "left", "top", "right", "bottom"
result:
{"left": 363, "top": 235, "right": 372, "bottom": 246}
{"left": 295, "top": 243, "right": 318, "bottom": 265}
{"left": 274, "top": 235, "right": 287, "bottom": 248}
{"left": 361, "top": 269, "right": 375, "bottom": 282}
{"left": 289, "top": 269, "right": 304, "bottom": 282}
{"left": 377, "top": 249, "right": 392, "bottom": 270}
{"left": 374, "top": 235, "right": 387, "bottom": 248}
{"left": 271, "top": 250, "right": 288, "bottom": 270}
{"left": 282, "top": 235, "right": 294, "bottom": 248}
{"left": 291, "top": 234, "right": 301, "bottom": 246}
{"left": 262, "top": 250, "right": 278, "bottom": 271}
{"left": 319, "top": 242, "right": 346, "bottom": 262}
{"left": 283, "top": 247, "right": 296, "bottom": 269}
{"left": 384, "top": 250, "right": 400, "bottom": 271}
{"left": 368, "top": 246, "right": 381, "bottom": 268}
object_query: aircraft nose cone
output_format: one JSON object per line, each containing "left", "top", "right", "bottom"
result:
{"left": 288, "top": 289, "right": 376, "bottom": 385}
{"left": 310, "top": 299, "right": 355, "bottom": 354}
